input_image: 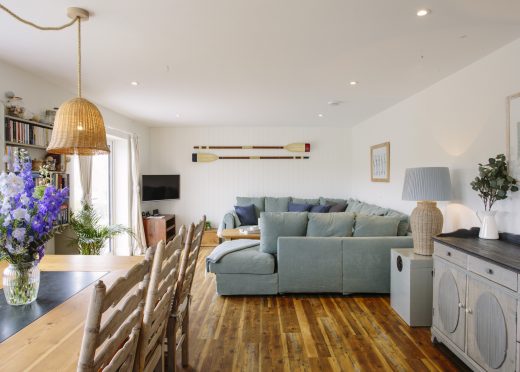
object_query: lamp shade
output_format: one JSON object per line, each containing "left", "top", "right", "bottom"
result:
{"left": 402, "top": 167, "right": 451, "bottom": 201}
{"left": 47, "top": 97, "right": 110, "bottom": 155}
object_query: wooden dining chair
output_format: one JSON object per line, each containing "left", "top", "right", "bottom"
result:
{"left": 134, "top": 230, "right": 185, "bottom": 372}
{"left": 77, "top": 248, "right": 153, "bottom": 372}
{"left": 166, "top": 216, "right": 206, "bottom": 371}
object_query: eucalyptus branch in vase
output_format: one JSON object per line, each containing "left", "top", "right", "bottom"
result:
{"left": 470, "top": 154, "right": 518, "bottom": 239}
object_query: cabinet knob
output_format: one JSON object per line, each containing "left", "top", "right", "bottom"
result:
{"left": 466, "top": 308, "right": 473, "bottom": 314}
{"left": 486, "top": 268, "right": 493, "bottom": 275}
{"left": 458, "top": 302, "right": 465, "bottom": 309}
{"left": 446, "top": 252, "right": 451, "bottom": 257}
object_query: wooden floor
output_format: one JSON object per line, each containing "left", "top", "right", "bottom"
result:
{"left": 178, "top": 247, "right": 469, "bottom": 371}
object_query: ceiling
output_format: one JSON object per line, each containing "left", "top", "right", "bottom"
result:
{"left": 1, "top": 1, "right": 520, "bottom": 127}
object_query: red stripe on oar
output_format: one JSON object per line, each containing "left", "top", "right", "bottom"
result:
{"left": 305, "top": 143, "right": 311, "bottom": 152}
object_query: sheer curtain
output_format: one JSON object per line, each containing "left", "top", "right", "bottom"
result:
{"left": 130, "top": 135, "right": 147, "bottom": 255}
{"left": 78, "top": 155, "right": 93, "bottom": 205}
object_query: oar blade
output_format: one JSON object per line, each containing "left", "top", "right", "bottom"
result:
{"left": 284, "top": 143, "right": 310, "bottom": 152}
{"left": 192, "top": 153, "right": 219, "bottom": 162}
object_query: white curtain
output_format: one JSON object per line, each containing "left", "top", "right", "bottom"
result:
{"left": 78, "top": 155, "right": 92, "bottom": 205}
{"left": 130, "top": 135, "right": 147, "bottom": 255}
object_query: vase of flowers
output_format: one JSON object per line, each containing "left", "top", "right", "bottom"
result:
{"left": 0, "top": 149, "right": 68, "bottom": 305}
{"left": 470, "top": 154, "right": 518, "bottom": 240}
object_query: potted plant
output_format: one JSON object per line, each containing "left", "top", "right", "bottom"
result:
{"left": 69, "top": 202, "right": 133, "bottom": 255}
{"left": 0, "top": 149, "right": 69, "bottom": 305}
{"left": 470, "top": 154, "right": 518, "bottom": 239}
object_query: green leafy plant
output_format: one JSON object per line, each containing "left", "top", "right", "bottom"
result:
{"left": 470, "top": 154, "right": 519, "bottom": 211}
{"left": 68, "top": 202, "right": 133, "bottom": 255}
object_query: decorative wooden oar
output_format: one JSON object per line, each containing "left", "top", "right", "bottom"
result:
{"left": 192, "top": 153, "right": 310, "bottom": 163}
{"left": 193, "top": 143, "right": 310, "bottom": 152}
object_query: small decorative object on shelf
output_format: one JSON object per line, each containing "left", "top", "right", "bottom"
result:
{"left": 0, "top": 149, "right": 68, "bottom": 305}
{"left": 470, "top": 154, "right": 518, "bottom": 239}
{"left": 4, "top": 92, "right": 25, "bottom": 118}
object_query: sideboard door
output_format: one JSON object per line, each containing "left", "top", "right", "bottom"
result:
{"left": 467, "top": 277, "right": 516, "bottom": 372}
{"left": 433, "top": 258, "right": 467, "bottom": 351}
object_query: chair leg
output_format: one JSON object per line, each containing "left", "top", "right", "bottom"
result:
{"left": 181, "top": 308, "right": 189, "bottom": 367}
{"left": 166, "top": 317, "right": 177, "bottom": 372}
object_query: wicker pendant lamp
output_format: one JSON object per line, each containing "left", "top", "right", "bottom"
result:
{"left": 47, "top": 8, "right": 110, "bottom": 155}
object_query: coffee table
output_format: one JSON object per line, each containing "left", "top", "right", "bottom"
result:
{"left": 221, "top": 228, "right": 260, "bottom": 241}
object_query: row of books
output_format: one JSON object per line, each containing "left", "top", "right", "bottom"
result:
{"left": 55, "top": 205, "right": 69, "bottom": 225}
{"left": 5, "top": 118, "right": 51, "bottom": 147}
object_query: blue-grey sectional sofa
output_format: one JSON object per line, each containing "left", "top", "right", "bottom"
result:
{"left": 209, "top": 197, "right": 413, "bottom": 295}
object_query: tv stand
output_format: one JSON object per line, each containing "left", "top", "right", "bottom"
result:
{"left": 143, "top": 214, "right": 176, "bottom": 248}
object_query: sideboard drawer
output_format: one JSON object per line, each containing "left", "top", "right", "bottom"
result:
{"left": 433, "top": 242, "right": 467, "bottom": 268}
{"left": 468, "top": 255, "right": 518, "bottom": 291}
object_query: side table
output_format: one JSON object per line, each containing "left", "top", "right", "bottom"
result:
{"left": 390, "top": 248, "right": 433, "bottom": 327}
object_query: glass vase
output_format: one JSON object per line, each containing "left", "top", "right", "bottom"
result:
{"left": 3, "top": 261, "right": 40, "bottom": 305}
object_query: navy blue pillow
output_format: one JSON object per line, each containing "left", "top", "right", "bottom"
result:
{"left": 234, "top": 204, "right": 258, "bottom": 225}
{"left": 288, "top": 202, "right": 312, "bottom": 212}
{"left": 310, "top": 204, "right": 331, "bottom": 213}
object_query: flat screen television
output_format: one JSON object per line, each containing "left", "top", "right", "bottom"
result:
{"left": 142, "top": 175, "right": 180, "bottom": 201}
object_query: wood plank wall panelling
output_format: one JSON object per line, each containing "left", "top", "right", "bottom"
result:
{"left": 175, "top": 247, "right": 471, "bottom": 371}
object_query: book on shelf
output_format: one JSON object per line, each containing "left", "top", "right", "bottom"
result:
{"left": 4, "top": 117, "right": 51, "bottom": 147}
{"left": 55, "top": 204, "right": 69, "bottom": 226}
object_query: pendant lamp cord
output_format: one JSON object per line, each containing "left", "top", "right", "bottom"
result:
{"left": 77, "top": 18, "right": 82, "bottom": 98}
{"left": 0, "top": 4, "right": 78, "bottom": 31}
{"left": 0, "top": 3, "right": 82, "bottom": 97}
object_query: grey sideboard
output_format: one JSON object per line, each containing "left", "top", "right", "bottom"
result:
{"left": 432, "top": 230, "right": 520, "bottom": 372}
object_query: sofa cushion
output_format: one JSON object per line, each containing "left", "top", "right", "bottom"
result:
{"left": 209, "top": 245, "right": 275, "bottom": 274}
{"left": 353, "top": 215, "right": 401, "bottom": 237}
{"left": 346, "top": 198, "right": 363, "bottom": 213}
{"left": 236, "top": 197, "right": 265, "bottom": 217}
{"left": 329, "top": 203, "right": 348, "bottom": 213}
{"left": 358, "top": 202, "right": 388, "bottom": 216}
{"left": 385, "top": 209, "right": 410, "bottom": 236}
{"left": 265, "top": 197, "right": 290, "bottom": 212}
{"left": 260, "top": 212, "right": 308, "bottom": 254}
{"left": 310, "top": 204, "right": 331, "bottom": 213}
{"left": 307, "top": 212, "right": 355, "bottom": 237}
{"left": 319, "top": 197, "right": 348, "bottom": 206}
{"left": 234, "top": 204, "right": 258, "bottom": 226}
{"left": 292, "top": 197, "right": 319, "bottom": 205}
{"left": 288, "top": 202, "right": 312, "bottom": 212}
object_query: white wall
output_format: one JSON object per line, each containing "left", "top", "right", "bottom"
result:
{"left": 145, "top": 126, "right": 351, "bottom": 228}
{"left": 0, "top": 58, "right": 150, "bottom": 253}
{"left": 350, "top": 38, "right": 520, "bottom": 234}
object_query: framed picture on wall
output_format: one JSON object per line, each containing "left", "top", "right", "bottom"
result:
{"left": 370, "top": 142, "right": 390, "bottom": 182}
{"left": 507, "top": 92, "right": 520, "bottom": 179}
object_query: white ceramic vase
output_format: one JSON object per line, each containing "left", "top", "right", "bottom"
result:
{"left": 477, "top": 211, "right": 499, "bottom": 240}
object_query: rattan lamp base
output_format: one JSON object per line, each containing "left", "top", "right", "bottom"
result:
{"left": 410, "top": 201, "right": 443, "bottom": 256}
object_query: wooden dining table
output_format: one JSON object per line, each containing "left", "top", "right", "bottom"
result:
{"left": 0, "top": 254, "right": 143, "bottom": 371}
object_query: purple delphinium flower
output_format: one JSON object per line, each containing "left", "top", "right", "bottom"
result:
{"left": 0, "top": 150, "right": 68, "bottom": 264}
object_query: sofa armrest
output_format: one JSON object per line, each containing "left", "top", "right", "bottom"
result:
{"left": 277, "top": 237, "right": 343, "bottom": 293}
{"left": 342, "top": 236, "right": 413, "bottom": 293}
{"left": 218, "top": 210, "right": 239, "bottom": 236}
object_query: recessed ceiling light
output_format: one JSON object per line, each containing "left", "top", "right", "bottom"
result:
{"left": 130, "top": 81, "right": 139, "bottom": 86}
{"left": 328, "top": 100, "right": 343, "bottom": 106}
{"left": 416, "top": 9, "right": 431, "bottom": 17}
{"left": 349, "top": 81, "right": 358, "bottom": 86}
{"left": 318, "top": 113, "right": 323, "bottom": 118}
{"left": 175, "top": 113, "right": 180, "bottom": 118}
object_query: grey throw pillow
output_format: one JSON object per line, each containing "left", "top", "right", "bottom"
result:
{"left": 260, "top": 212, "right": 308, "bottom": 254}
{"left": 292, "top": 197, "right": 319, "bottom": 205}
{"left": 307, "top": 213, "right": 355, "bottom": 237}
{"left": 385, "top": 209, "right": 410, "bottom": 236}
{"left": 265, "top": 197, "right": 291, "bottom": 212}
{"left": 328, "top": 203, "right": 347, "bottom": 213}
{"left": 353, "top": 215, "right": 401, "bottom": 237}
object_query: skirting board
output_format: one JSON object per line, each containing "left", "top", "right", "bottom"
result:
{"left": 431, "top": 326, "right": 485, "bottom": 372}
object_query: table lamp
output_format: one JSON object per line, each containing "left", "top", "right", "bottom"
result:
{"left": 402, "top": 167, "right": 452, "bottom": 255}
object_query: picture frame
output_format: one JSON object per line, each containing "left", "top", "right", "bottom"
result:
{"left": 370, "top": 142, "right": 390, "bottom": 182}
